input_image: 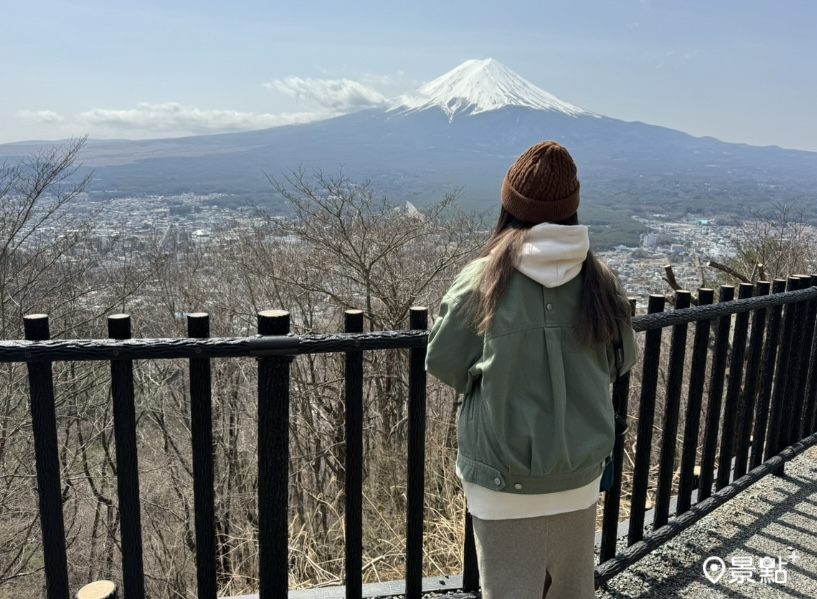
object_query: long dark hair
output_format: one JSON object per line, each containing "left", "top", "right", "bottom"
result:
{"left": 470, "top": 208, "right": 631, "bottom": 346}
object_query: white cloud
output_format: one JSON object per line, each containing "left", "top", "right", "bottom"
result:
{"left": 13, "top": 103, "right": 342, "bottom": 139}
{"left": 15, "top": 110, "right": 65, "bottom": 124}
{"left": 12, "top": 77, "right": 395, "bottom": 139}
{"left": 264, "top": 77, "right": 389, "bottom": 111}
{"left": 11, "top": 73, "right": 401, "bottom": 140}
{"left": 75, "top": 102, "right": 330, "bottom": 135}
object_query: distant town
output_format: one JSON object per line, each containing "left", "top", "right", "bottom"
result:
{"left": 598, "top": 215, "right": 753, "bottom": 309}
{"left": 38, "top": 192, "right": 813, "bottom": 315}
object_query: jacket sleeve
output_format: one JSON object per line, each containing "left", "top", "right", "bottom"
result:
{"left": 607, "top": 277, "right": 639, "bottom": 381}
{"left": 425, "top": 294, "right": 484, "bottom": 395}
{"left": 607, "top": 322, "right": 639, "bottom": 382}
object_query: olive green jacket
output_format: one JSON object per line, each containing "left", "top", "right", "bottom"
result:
{"left": 426, "top": 258, "right": 638, "bottom": 494}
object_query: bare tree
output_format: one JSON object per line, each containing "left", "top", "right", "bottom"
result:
{"left": 1, "top": 156, "right": 487, "bottom": 596}
{"left": 714, "top": 201, "right": 815, "bottom": 284}
{"left": 0, "top": 138, "right": 101, "bottom": 594}
{"left": 206, "top": 170, "right": 488, "bottom": 588}
{"left": 248, "top": 169, "right": 486, "bottom": 330}
{"left": 0, "top": 139, "right": 160, "bottom": 597}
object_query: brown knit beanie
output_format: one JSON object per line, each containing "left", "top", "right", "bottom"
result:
{"left": 501, "top": 141, "right": 580, "bottom": 224}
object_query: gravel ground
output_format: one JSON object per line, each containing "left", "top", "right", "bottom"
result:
{"left": 595, "top": 448, "right": 817, "bottom": 599}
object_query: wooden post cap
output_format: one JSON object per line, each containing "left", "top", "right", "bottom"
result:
{"left": 76, "top": 580, "right": 117, "bottom": 599}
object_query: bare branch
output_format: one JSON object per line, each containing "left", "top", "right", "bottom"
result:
{"left": 707, "top": 259, "right": 751, "bottom": 283}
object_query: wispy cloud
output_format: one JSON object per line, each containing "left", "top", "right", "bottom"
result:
{"left": 264, "top": 77, "right": 389, "bottom": 111}
{"left": 15, "top": 103, "right": 337, "bottom": 138}
{"left": 75, "top": 102, "right": 325, "bottom": 134}
{"left": 13, "top": 75, "right": 397, "bottom": 139}
{"left": 15, "top": 110, "right": 65, "bottom": 124}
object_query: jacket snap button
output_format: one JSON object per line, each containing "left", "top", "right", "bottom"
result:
{"left": 514, "top": 483, "right": 522, "bottom": 490}
{"left": 546, "top": 303, "right": 553, "bottom": 310}
{"left": 493, "top": 478, "right": 501, "bottom": 486}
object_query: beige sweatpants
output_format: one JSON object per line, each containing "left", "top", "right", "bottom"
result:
{"left": 472, "top": 503, "right": 597, "bottom": 599}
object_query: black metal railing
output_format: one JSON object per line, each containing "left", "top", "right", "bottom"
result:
{"left": 598, "top": 276, "right": 817, "bottom": 587}
{"left": 2, "top": 279, "right": 817, "bottom": 599}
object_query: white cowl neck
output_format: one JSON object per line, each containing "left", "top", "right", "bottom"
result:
{"left": 516, "top": 223, "right": 590, "bottom": 288}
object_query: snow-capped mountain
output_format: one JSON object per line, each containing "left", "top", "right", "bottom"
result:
{"left": 392, "top": 58, "right": 595, "bottom": 121}
{"left": 2, "top": 59, "right": 817, "bottom": 219}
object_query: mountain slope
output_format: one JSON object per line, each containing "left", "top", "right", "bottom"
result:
{"left": 2, "top": 59, "right": 816, "bottom": 218}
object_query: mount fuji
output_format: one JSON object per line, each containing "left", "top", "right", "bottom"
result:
{"left": 391, "top": 58, "right": 594, "bottom": 120}
{"left": 3, "top": 59, "right": 817, "bottom": 219}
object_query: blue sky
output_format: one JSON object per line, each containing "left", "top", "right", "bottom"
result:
{"left": 3, "top": 0, "right": 815, "bottom": 151}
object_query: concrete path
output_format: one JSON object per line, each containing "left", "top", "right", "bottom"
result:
{"left": 596, "top": 448, "right": 817, "bottom": 599}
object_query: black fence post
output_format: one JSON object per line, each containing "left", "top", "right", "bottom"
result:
{"left": 344, "top": 310, "right": 364, "bottom": 599}
{"left": 716, "top": 283, "right": 753, "bottom": 490}
{"left": 752, "top": 279, "right": 787, "bottom": 469}
{"left": 676, "top": 288, "right": 714, "bottom": 516}
{"left": 600, "top": 298, "right": 636, "bottom": 562}
{"left": 257, "top": 310, "right": 291, "bottom": 599}
{"left": 462, "top": 511, "right": 480, "bottom": 592}
{"left": 405, "top": 307, "right": 428, "bottom": 599}
{"left": 782, "top": 276, "right": 809, "bottom": 448}
{"left": 654, "top": 290, "right": 691, "bottom": 529}
{"left": 793, "top": 275, "right": 817, "bottom": 442}
{"left": 187, "top": 313, "right": 216, "bottom": 599}
{"left": 108, "top": 314, "right": 145, "bottom": 599}
{"left": 24, "top": 314, "right": 70, "bottom": 599}
{"left": 766, "top": 277, "right": 800, "bottom": 475}
{"left": 804, "top": 275, "right": 817, "bottom": 435}
{"left": 628, "top": 294, "right": 665, "bottom": 546}
{"left": 698, "top": 285, "right": 735, "bottom": 501}
{"left": 734, "top": 281, "right": 771, "bottom": 479}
